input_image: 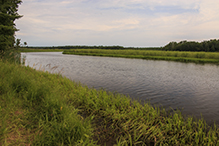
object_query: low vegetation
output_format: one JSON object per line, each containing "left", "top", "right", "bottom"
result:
{"left": 63, "top": 49, "right": 219, "bottom": 64}
{"left": 20, "top": 48, "right": 64, "bottom": 52}
{"left": 0, "top": 60, "right": 96, "bottom": 145}
{"left": 1, "top": 57, "right": 219, "bottom": 145}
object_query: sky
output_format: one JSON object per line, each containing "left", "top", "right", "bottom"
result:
{"left": 15, "top": 0, "right": 219, "bottom": 47}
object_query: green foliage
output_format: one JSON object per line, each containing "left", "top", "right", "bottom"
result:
{"left": 1, "top": 60, "right": 219, "bottom": 145}
{"left": 20, "top": 48, "right": 64, "bottom": 52}
{"left": 163, "top": 39, "right": 219, "bottom": 52}
{"left": 15, "top": 38, "right": 21, "bottom": 48}
{"left": 23, "top": 41, "right": 27, "bottom": 46}
{"left": 0, "top": 0, "right": 22, "bottom": 51}
{"left": 63, "top": 49, "right": 219, "bottom": 64}
{"left": 0, "top": 49, "right": 21, "bottom": 64}
{"left": 0, "top": 61, "right": 95, "bottom": 145}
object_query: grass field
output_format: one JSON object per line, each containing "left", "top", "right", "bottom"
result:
{"left": 20, "top": 48, "right": 64, "bottom": 52}
{"left": 1, "top": 57, "right": 219, "bottom": 145}
{"left": 63, "top": 49, "right": 219, "bottom": 64}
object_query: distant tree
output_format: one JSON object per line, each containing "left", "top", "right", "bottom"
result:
{"left": 24, "top": 41, "right": 27, "bottom": 47}
{"left": 163, "top": 42, "right": 177, "bottom": 51}
{"left": 15, "top": 38, "right": 21, "bottom": 48}
{"left": 0, "top": 0, "right": 22, "bottom": 52}
{"left": 211, "top": 46, "right": 215, "bottom": 52}
{"left": 163, "top": 39, "right": 219, "bottom": 52}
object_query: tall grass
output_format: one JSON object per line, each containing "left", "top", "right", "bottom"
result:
{"left": 1, "top": 60, "right": 219, "bottom": 145}
{"left": 63, "top": 49, "right": 219, "bottom": 64}
{"left": 0, "top": 61, "right": 95, "bottom": 145}
{"left": 0, "top": 50, "right": 21, "bottom": 64}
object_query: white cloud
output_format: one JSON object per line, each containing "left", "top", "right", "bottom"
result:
{"left": 15, "top": 0, "right": 219, "bottom": 46}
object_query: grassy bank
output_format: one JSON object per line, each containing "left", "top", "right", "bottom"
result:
{"left": 20, "top": 48, "right": 64, "bottom": 52}
{"left": 0, "top": 50, "right": 21, "bottom": 64}
{"left": 63, "top": 49, "right": 219, "bottom": 64}
{"left": 1, "top": 60, "right": 219, "bottom": 145}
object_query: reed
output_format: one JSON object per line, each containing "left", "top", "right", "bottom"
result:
{"left": 0, "top": 50, "right": 21, "bottom": 64}
{"left": 63, "top": 49, "right": 219, "bottom": 64}
{"left": 1, "top": 60, "right": 219, "bottom": 145}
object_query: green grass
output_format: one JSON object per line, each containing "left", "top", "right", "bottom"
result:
{"left": 0, "top": 50, "right": 21, "bottom": 64}
{"left": 20, "top": 48, "right": 64, "bottom": 52}
{"left": 63, "top": 49, "right": 219, "bottom": 64}
{"left": 1, "top": 58, "right": 219, "bottom": 145}
{"left": 0, "top": 60, "right": 95, "bottom": 145}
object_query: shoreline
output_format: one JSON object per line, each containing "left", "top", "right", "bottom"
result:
{"left": 1, "top": 60, "right": 219, "bottom": 145}
{"left": 63, "top": 49, "right": 219, "bottom": 65}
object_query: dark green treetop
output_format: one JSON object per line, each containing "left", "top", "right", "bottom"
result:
{"left": 163, "top": 39, "right": 219, "bottom": 52}
{"left": 0, "top": 0, "right": 22, "bottom": 51}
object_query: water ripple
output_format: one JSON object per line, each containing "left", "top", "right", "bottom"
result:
{"left": 21, "top": 52, "right": 219, "bottom": 125}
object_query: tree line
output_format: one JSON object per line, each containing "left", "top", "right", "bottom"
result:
{"left": 24, "top": 45, "right": 162, "bottom": 50}
{"left": 163, "top": 39, "right": 219, "bottom": 52}
{"left": 25, "top": 40, "right": 219, "bottom": 52}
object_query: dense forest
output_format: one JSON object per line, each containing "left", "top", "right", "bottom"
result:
{"left": 163, "top": 39, "right": 219, "bottom": 52}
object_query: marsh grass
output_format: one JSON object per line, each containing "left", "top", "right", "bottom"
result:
{"left": 31, "top": 63, "right": 64, "bottom": 74}
{"left": 20, "top": 49, "right": 64, "bottom": 52}
{"left": 63, "top": 49, "right": 219, "bottom": 64}
{"left": 1, "top": 60, "right": 219, "bottom": 145}
{"left": 0, "top": 50, "right": 21, "bottom": 64}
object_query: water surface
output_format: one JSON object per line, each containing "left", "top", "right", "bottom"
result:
{"left": 22, "top": 52, "right": 219, "bottom": 125}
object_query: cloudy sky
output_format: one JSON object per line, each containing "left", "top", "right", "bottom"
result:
{"left": 15, "top": 0, "right": 219, "bottom": 47}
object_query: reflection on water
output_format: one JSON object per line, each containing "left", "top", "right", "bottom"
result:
{"left": 21, "top": 52, "right": 219, "bottom": 125}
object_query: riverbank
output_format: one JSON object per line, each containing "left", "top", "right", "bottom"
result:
{"left": 1, "top": 60, "right": 219, "bottom": 145}
{"left": 63, "top": 49, "right": 219, "bottom": 64}
{"left": 20, "top": 48, "right": 64, "bottom": 52}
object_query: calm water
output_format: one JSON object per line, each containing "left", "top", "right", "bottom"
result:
{"left": 21, "top": 52, "right": 219, "bottom": 125}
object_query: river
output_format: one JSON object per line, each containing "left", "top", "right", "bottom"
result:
{"left": 21, "top": 52, "right": 219, "bottom": 125}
